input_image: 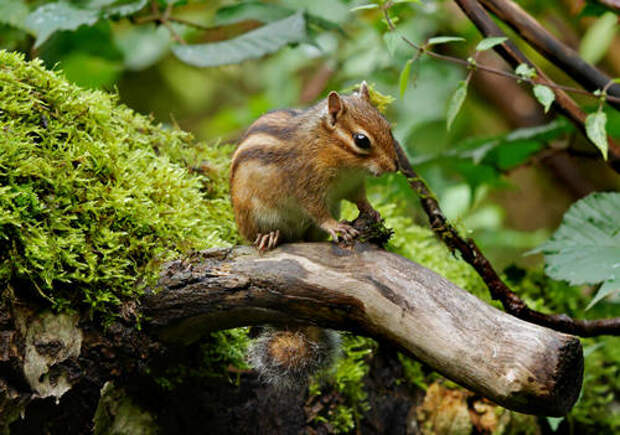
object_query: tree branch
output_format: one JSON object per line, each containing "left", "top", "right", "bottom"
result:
{"left": 142, "top": 244, "right": 583, "bottom": 416}
{"left": 478, "top": 0, "right": 620, "bottom": 109}
{"left": 394, "top": 142, "right": 620, "bottom": 337}
{"left": 452, "top": 0, "right": 620, "bottom": 174}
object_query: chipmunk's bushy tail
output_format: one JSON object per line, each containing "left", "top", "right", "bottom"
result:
{"left": 248, "top": 326, "right": 340, "bottom": 389}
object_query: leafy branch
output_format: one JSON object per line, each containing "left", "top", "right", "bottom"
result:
{"left": 394, "top": 142, "right": 620, "bottom": 337}
{"left": 374, "top": 0, "right": 620, "bottom": 166}
{"left": 378, "top": 3, "right": 620, "bottom": 105}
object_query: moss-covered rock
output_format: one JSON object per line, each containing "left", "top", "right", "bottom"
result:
{"left": 0, "top": 50, "right": 239, "bottom": 318}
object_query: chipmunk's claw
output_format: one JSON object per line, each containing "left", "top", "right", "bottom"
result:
{"left": 322, "top": 221, "right": 359, "bottom": 243}
{"left": 254, "top": 230, "right": 281, "bottom": 251}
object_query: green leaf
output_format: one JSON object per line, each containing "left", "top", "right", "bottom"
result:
{"left": 532, "top": 84, "right": 555, "bottom": 113}
{"left": 413, "top": 119, "right": 572, "bottom": 170}
{"left": 114, "top": 24, "right": 171, "bottom": 71}
{"left": 350, "top": 4, "right": 380, "bottom": 12}
{"left": 399, "top": 59, "right": 413, "bottom": 98}
{"left": 172, "top": 12, "right": 306, "bottom": 67}
{"left": 587, "top": 279, "right": 620, "bottom": 310}
{"left": 580, "top": 3, "right": 610, "bottom": 17}
{"left": 515, "top": 63, "right": 536, "bottom": 80}
{"left": 383, "top": 32, "right": 400, "bottom": 57}
{"left": 547, "top": 417, "right": 564, "bottom": 432}
{"left": 534, "top": 192, "right": 620, "bottom": 293}
{"left": 585, "top": 111, "right": 608, "bottom": 160}
{"left": 25, "top": 0, "right": 148, "bottom": 48}
{"left": 214, "top": 1, "right": 293, "bottom": 25}
{"left": 0, "top": 0, "right": 29, "bottom": 30}
{"left": 427, "top": 36, "right": 465, "bottom": 46}
{"left": 446, "top": 80, "right": 468, "bottom": 131}
{"left": 579, "top": 12, "right": 617, "bottom": 64}
{"left": 60, "top": 52, "right": 122, "bottom": 89}
{"left": 475, "top": 36, "right": 508, "bottom": 51}
{"left": 25, "top": 3, "right": 100, "bottom": 48}
{"left": 100, "top": 0, "right": 147, "bottom": 18}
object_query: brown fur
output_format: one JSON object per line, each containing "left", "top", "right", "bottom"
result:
{"left": 230, "top": 83, "right": 398, "bottom": 244}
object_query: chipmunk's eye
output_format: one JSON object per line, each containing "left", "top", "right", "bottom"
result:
{"left": 353, "top": 133, "right": 371, "bottom": 150}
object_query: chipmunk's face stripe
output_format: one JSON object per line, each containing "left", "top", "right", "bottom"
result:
{"left": 232, "top": 145, "right": 300, "bottom": 175}
{"left": 333, "top": 120, "right": 374, "bottom": 156}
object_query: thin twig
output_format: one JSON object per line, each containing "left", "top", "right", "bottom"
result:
{"left": 381, "top": 6, "right": 620, "bottom": 104}
{"left": 394, "top": 142, "right": 620, "bottom": 337}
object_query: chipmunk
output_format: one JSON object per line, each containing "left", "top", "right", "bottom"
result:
{"left": 230, "top": 82, "right": 399, "bottom": 387}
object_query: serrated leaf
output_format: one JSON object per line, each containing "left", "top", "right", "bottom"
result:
{"left": 579, "top": 12, "right": 617, "bottom": 64}
{"left": 446, "top": 80, "right": 468, "bottom": 131}
{"left": 0, "top": 0, "right": 29, "bottom": 30}
{"left": 172, "top": 12, "right": 306, "bottom": 67}
{"left": 399, "top": 59, "right": 413, "bottom": 98}
{"left": 383, "top": 32, "right": 400, "bottom": 57}
{"left": 475, "top": 36, "right": 508, "bottom": 51}
{"left": 515, "top": 63, "right": 536, "bottom": 79}
{"left": 585, "top": 111, "right": 608, "bottom": 160}
{"left": 25, "top": 3, "right": 100, "bottom": 48}
{"left": 427, "top": 36, "right": 465, "bottom": 46}
{"left": 587, "top": 279, "right": 620, "bottom": 310}
{"left": 535, "top": 192, "right": 620, "bottom": 290}
{"left": 533, "top": 84, "right": 555, "bottom": 113}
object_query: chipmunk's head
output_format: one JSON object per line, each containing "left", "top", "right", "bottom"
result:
{"left": 322, "top": 82, "right": 398, "bottom": 176}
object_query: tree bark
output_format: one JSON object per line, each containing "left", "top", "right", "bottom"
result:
{"left": 144, "top": 243, "right": 583, "bottom": 416}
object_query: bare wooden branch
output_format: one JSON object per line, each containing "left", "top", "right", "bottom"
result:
{"left": 143, "top": 243, "right": 583, "bottom": 416}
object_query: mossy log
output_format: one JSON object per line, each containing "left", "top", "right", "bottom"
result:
{"left": 145, "top": 243, "right": 583, "bottom": 417}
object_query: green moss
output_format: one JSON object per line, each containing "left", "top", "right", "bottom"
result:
{"left": 309, "top": 334, "right": 375, "bottom": 433}
{"left": 0, "top": 50, "right": 240, "bottom": 318}
{"left": 153, "top": 328, "right": 252, "bottom": 389}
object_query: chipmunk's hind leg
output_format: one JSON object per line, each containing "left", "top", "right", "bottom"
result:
{"left": 254, "top": 230, "right": 281, "bottom": 251}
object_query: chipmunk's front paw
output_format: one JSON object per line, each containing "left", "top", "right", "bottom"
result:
{"left": 320, "top": 220, "right": 359, "bottom": 243}
{"left": 253, "top": 230, "right": 281, "bottom": 251}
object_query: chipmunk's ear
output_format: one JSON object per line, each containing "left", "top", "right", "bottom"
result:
{"left": 327, "top": 91, "right": 344, "bottom": 127}
{"left": 359, "top": 81, "right": 370, "bottom": 101}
